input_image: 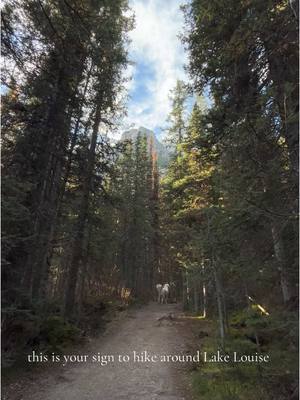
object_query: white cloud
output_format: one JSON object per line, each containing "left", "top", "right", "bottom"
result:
{"left": 124, "top": 0, "right": 187, "bottom": 133}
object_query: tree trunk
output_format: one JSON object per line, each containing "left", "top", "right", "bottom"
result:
{"left": 202, "top": 281, "right": 207, "bottom": 318}
{"left": 182, "top": 270, "right": 188, "bottom": 310}
{"left": 24, "top": 63, "right": 77, "bottom": 301}
{"left": 64, "top": 104, "right": 102, "bottom": 318}
{"left": 193, "top": 283, "right": 199, "bottom": 314}
{"left": 271, "top": 221, "right": 292, "bottom": 303}
{"left": 213, "top": 264, "right": 226, "bottom": 348}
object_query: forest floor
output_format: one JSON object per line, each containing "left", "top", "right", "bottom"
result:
{"left": 2, "top": 302, "right": 206, "bottom": 400}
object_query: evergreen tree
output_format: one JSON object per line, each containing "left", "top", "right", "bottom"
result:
{"left": 2, "top": 0, "right": 133, "bottom": 313}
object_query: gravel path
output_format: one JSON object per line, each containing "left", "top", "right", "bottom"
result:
{"left": 3, "top": 303, "right": 196, "bottom": 400}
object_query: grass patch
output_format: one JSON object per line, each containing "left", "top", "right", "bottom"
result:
{"left": 192, "top": 337, "right": 269, "bottom": 400}
{"left": 191, "top": 310, "right": 298, "bottom": 400}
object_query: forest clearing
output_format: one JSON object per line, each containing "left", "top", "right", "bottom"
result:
{"left": 1, "top": 0, "right": 298, "bottom": 399}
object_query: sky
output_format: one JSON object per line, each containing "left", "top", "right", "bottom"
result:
{"left": 123, "top": 0, "right": 188, "bottom": 138}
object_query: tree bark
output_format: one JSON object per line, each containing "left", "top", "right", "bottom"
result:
{"left": 213, "top": 264, "right": 226, "bottom": 348}
{"left": 64, "top": 104, "right": 102, "bottom": 318}
{"left": 202, "top": 281, "right": 207, "bottom": 318}
{"left": 23, "top": 62, "right": 76, "bottom": 300}
{"left": 271, "top": 221, "right": 292, "bottom": 303}
{"left": 193, "top": 283, "right": 199, "bottom": 314}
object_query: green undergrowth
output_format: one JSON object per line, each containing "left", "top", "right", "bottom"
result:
{"left": 192, "top": 309, "right": 298, "bottom": 400}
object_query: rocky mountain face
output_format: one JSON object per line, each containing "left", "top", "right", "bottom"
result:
{"left": 121, "top": 126, "right": 169, "bottom": 168}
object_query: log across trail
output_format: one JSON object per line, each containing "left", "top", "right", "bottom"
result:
{"left": 4, "top": 303, "right": 196, "bottom": 400}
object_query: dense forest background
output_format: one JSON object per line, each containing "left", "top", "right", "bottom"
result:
{"left": 1, "top": 0, "right": 299, "bottom": 399}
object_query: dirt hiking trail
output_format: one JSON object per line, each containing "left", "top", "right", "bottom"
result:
{"left": 3, "top": 303, "right": 199, "bottom": 400}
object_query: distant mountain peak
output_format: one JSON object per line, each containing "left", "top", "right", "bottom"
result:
{"left": 121, "top": 126, "right": 169, "bottom": 168}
